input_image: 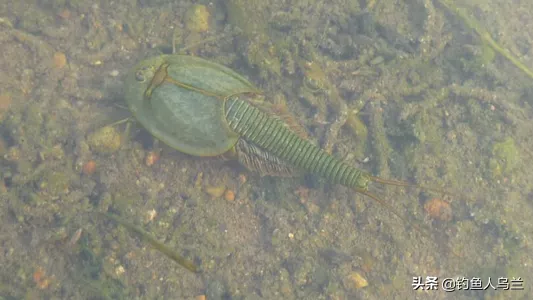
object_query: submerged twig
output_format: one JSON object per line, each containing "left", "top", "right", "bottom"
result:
{"left": 102, "top": 212, "right": 198, "bottom": 273}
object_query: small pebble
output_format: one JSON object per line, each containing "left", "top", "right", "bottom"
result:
{"left": 109, "top": 70, "right": 120, "bottom": 77}
{"left": 145, "top": 151, "right": 159, "bottom": 166}
{"left": 115, "top": 265, "right": 125, "bottom": 276}
{"left": 82, "top": 160, "right": 97, "bottom": 175}
{"left": 344, "top": 271, "right": 368, "bottom": 290}
{"left": 53, "top": 52, "right": 67, "bottom": 69}
{"left": 57, "top": 9, "right": 71, "bottom": 20}
{"left": 224, "top": 189, "right": 235, "bottom": 201}
{"left": 87, "top": 126, "right": 122, "bottom": 154}
{"left": 144, "top": 209, "right": 157, "bottom": 223}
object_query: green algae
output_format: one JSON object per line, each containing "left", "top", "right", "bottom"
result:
{"left": 489, "top": 137, "right": 519, "bottom": 179}
{"left": 224, "top": 0, "right": 282, "bottom": 78}
{"left": 38, "top": 170, "right": 70, "bottom": 198}
{"left": 344, "top": 111, "right": 368, "bottom": 158}
{"left": 436, "top": 0, "right": 533, "bottom": 80}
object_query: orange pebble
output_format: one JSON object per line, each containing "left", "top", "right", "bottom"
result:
{"left": 145, "top": 151, "right": 160, "bottom": 166}
{"left": 424, "top": 198, "right": 452, "bottom": 222}
{"left": 33, "top": 267, "right": 51, "bottom": 289}
{"left": 82, "top": 160, "right": 96, "bottom": 175}
{"left": 57, "top": 9, "right": 71, "bottom": 20}
{"left": 224, "top": 189, "right": 235, "bottom": 201}
{"left": 33, "top": 267, "right": 44, "bottom": 283}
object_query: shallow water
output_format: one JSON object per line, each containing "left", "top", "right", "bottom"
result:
{"left": 0, "top": 0, "right": 531, "bottom": 299}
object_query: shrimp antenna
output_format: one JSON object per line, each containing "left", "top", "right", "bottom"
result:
{"left": 369, "top": 176, "right": 457, "bottom": 198}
